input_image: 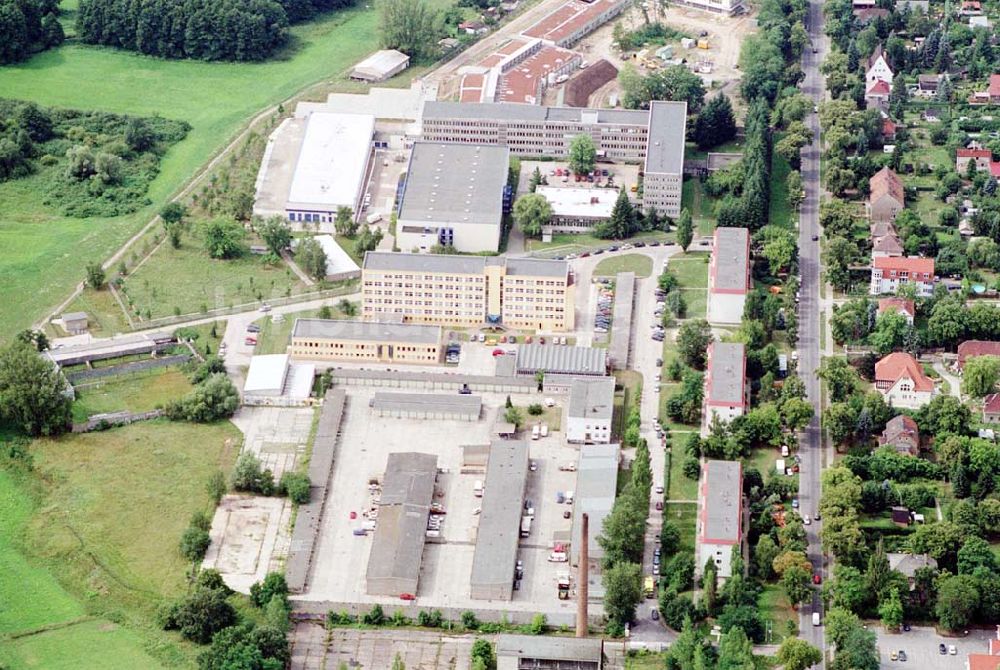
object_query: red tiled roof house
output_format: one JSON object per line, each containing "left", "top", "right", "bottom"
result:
{"left": 875, "top": 352, "right": 936, "bottom": 408}
{"left": 870, "top": 256, "right": 935, "bottom": 297}
{"left": 868, "top": 166, "right": 905, "bottom": 224}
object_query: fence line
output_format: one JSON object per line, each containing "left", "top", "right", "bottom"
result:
{"left": 66, "top": 354, "right": 191, "bottom": 384}
{"left": 72, "top": 409, "right": 166, "bottom": 433}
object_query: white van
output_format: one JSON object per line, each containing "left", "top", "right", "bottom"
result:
{"left": 540, "top": 425, "right": 549, "bottom": 438}
{"left": 532, "top": 425, "right": 541, "bottom": 440}
{"left": 812, "top": 612, "right": 821, "bottom": 627}
{"left": 781, "top": 445, "right": 790, "bottom": 457}
{"left": 474, "top": 480, "right": 484, "bottom": 497}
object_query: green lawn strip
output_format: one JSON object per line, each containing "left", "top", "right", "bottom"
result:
{"left": 3, "top": 619, "right": 168, "bottom": 670}
{"left": 769, "top": 146, "right": 793, "bottom": 230}
{"left": 593, "top": 253, "right": 654, "bottom": 278}
{"left": 122, "top": 242, "right": 311, "bottom": 319}
{"left": 251, "top": 302, "right": 356, "bottom": 355}
{"left": 0, "top": 472, "right": 85, "bottom": 635}
{"left": 19, "top": 419, "right": 242, "bottom": 666}
{"left": 0, "top": 5, "right": 440, "bottom": 341}
{"left": 758, "top": 583, "right": 796, "bottom": 644}
{"left": 667, "top": 255, "right": 710, "bottom": 289}
{"left": 747, "top": 447, "right": 780, "bottom": 478}
{"left": 70, "top": 368, "right": 194, "bottom": 422}
{"left": 681, "top": 177, "right": 719, "bottom": 236}
{"left": 666, "top": 446, "right": 698, "bottom": 500}
{"left": 663, "top": 502, "right": 698, "bottom": 554}
{"left": 525, "top": 230, "right": 670, "bottom": 253}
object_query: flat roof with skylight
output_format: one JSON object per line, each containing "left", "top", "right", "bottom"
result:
{"left": 398, "top": 143, "right": 509, "bottom": 226}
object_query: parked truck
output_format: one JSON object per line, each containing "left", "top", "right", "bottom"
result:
{"left": 520, "top": 515, "right": 532, "bottom": 538}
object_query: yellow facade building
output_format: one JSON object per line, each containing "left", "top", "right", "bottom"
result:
{"left": 361, "top": 252, "right": 575, "bottom": 331}
{"left": 288, "top": 318, "right": 442, "bottom": 364}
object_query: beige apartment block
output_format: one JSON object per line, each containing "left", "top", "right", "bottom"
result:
{"left": 361, "top": 252, "right": 575, "bottom": 331}
{"left": 288, "top": 318, "right": 443, "bottom": 364}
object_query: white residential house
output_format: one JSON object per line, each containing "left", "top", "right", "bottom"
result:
{"left": 866, "top": 44, "right": 894, "bottom": 86}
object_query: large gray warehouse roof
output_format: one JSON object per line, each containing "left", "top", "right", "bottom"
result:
{"left": 701, "top": 459, "right": 742, "bottom": 543}
{"left": 712, "top": 227, "right": 750, "bottom": 292}
{"left": 471, "top": 441, "right": 529, "bottom": 591}
{"left": 516, "top": 344, "right": 607, "bottom": 376}
{"left": 571, "top": 443, "right": 620, "bottom": 563}
{"left": 706, "top": 342, "right": 746, "bottom": 405}
{"left": 371, "top": 392, "right": 482, "bottom": 416}
{"left": 568, "top": 377, "right": 615, "bottom": 421}
{"left": 423, "top": 100, "right": 647, "bottom": 125}
{"left": 644, "top": 101, "right": 688, "bottom": 175}
{"left": 399, "top": 143, "right": 509, "bottom": 226}
{"left": 292, "top": 318, "right": 441, "bottom": 344}
{"left": 366, "top": 452, "right": 438, "bottom": 591}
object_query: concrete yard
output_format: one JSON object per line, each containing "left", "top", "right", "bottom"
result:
{"left": 230, "top": 406, "right": 314, "bottom": 479}
{"left": 203, "top": 494, "right": 292, "bottom": 594}
{"left": 296, "top": 385, "right": 597, "bottom": 622}
{"left": 290, "top": 622, "right": 478, "bottom": 670}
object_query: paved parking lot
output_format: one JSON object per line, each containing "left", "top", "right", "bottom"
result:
{"left": 298, "top": 386, "right": 594, "bottom": 619}
{"left": 230, "top": 406, "right": 313, "bottom": 478}
{"left": 877, "top": 626, "right": 999, "bottom": 670}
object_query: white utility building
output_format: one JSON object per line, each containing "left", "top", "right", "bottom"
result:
{"left": 566, "top": 377, "right": 615, "bottom": 444}
{"left": 536, "top": 186, "right": 616, "bottom": 239}
{"left": 350, "top": 49, "right": 410, "bottom": 82}
{"left": 312, "top": 235, "right": 361, "bottom": 281}
{"left": 243, "top": 354, "right": 315, "bottom": 406}
{"left": 395, "top": 142, "right": 510, "bottom": 253}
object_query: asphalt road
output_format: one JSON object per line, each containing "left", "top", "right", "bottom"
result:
{"left": 797, "top": 0, "right": 828, "bottom": 662}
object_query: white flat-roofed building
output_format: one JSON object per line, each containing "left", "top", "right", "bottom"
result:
{"left": 642, "top": 101, "right": 687, "bottom": 219}
{"left": 243, "top": 354, "right": 315, "bottom": 406}
{"left": 570, "top": 443, "right": 620, "bottom": 566}
{"left": 696, "top": 460, "right": 744, "bottom": 580}
{"left": 708, "top": 227, "right": 751, "bottom": 324}
{"left": 262, "top": 111, "right": 374, "bottom": 228}
{"left": 535, "top": 186, "right": 616, "bottom": 237}
{"left": 350, "top": 49, "right": 410, "bottom": 82}
{"left": 311, "top": 235, "right": 361, "bottom": 281}
{"left": 566, "top": 377, "right": 615, "bottom": 444}
{"left": 674, "top": 0, "right": 745, "bottom": 14}
{"left": 395, "top": 143, "right": 509, "bottom": 253}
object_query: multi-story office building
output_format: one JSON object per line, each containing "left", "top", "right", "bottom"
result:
{"left": 420, "top": 100, "right": 686, "bottom": 216}
{"left": 422, "top": 101, "right": 649, "bottom": 161}
{"left": 642, "top": 101, "right": 687, "bottom": 218}
{"left": 361, "top": 252, "right": 575, "bottom": 331}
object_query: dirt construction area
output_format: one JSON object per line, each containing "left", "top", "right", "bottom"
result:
{"left": 295, "top": 385, "right": 592, "bottom": 622}
{"left": 556, "top": 5, "right": 757, "bottom": 107}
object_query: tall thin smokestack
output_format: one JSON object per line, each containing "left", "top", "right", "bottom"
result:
{"left": 576, "top": 512, "right": 589, "bottom": 637}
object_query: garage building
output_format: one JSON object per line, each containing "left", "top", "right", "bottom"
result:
{"left": 515, "top": 344, "right": 607, "bottom": 376}
{"left": 243, "top": 354, "right": 315, "bottom": 406}
{"left": 350, "top": 49, "right": 410, "bottom": 82}
{"left": 470, "top": 440, "right": 529, "bottom": 600}
{"left": 365, "top": 452, "right": 438, "bottom": 596}
{"left": 497, "top": 635, "right": 604, "bottom": 670}
{"left": 566, "top": 377, "right": 615, "bottom": 444}
{"left": 571, "top": 443, "right": 620, "bottom": 565}
{"left": 370, "top": 392, "right": 482, "bottom": 420}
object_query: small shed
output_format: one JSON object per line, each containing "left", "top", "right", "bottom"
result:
{"left": 61, "top": 311, "right": 89, "bottom": 335}
{"left": 350, "top": 49, "right": 410, "bottom": 82}
{"left": 891, "top": 506, "right": 912, "bottom": 527}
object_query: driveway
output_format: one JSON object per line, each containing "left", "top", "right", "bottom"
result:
{"left": 876, "top": 626, "right": 998, "bottom": 670}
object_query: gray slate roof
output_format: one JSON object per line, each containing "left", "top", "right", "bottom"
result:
{"left": 645, "top": 100, "right": 688, "bottom": 175}
{"left": 471, "top": 440, "right": 529, "bottom": 589}
{"left": 366, "top": 452, "right": 438, "bottom": 587}
{"left": 505, "top": 257, "right": 570, "bottom": 278}
{"left": 516, "top": 344, "right": 607, "bottom": 376}
{"left": 707, "top": 342, "right": 746, "bottom": 405}
{"left": 497, "top": 634, "right": 603, "bottom": 661}
{"left": 292, "top": 318, "right": 441, "bottom": 344}
{"left": 371, "top": 392, "right": 482, "bottom": 416}
{"left": 568, "top": 377, "right": 616, "bottom": 421}
{"left": 399, "top": 143, "right": 509, "bottom": 226}
{"left": 571, "top": 443, "right": 620, "bottom": 562}
{"left": 701, "top": 459, "right": 742, "bottom": 543}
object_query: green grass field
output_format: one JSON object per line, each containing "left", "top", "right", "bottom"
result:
{"left": 681, "top": 178, "right": 719, "bottom": 236}
{"left": 666, "top": 446, "right": 698, "bottom": 500}
{"left": 594, "top": 253, "right": 654, "bottom": 278}
{"left": 70, "top": 368, "right": 193, "bottom": 422}
{"left": 56, "top": 288, "right": 133, "bottom": 337}
{"left": 769, "top": 149, "right": 793, "bottom": 229}
{"left": 0, "top": 4, "right": 426, "bottom": 341}
{"left": 525, "top": 230, "right": 670, "bottom": 253}
{"left": 0, "top": 419, "right": 242, "bottom": 668}
{"left": 667, "top": 255, "right": 710, "bottom": 288}
{"left": 122, "top": 242, "right": 312, "bottom": 319}
{"left": 759, "top": 584, "right": 797, "bottom": 643}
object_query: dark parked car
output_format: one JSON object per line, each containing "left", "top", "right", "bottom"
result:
{"left": 939, "top": 644, "right": 947, "bottom": 655}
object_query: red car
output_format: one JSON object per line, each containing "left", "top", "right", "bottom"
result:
{"left": 539, "top": 337, "right": 546, "bottom": 344}
{"left": 399, "top": 593, "right": 416, "bottom": 601}
{"left": 492, "top": 348, "right": 505, "bottom": 356}
{"left": 813, "top": 574, "right": 822, "bottom": 585}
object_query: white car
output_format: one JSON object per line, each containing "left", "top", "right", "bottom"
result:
{"left": 949, "top": 646, "right": 957, "bottom": 656}
{"left": 544, "top": 397, "right": 556, "bottom": 407}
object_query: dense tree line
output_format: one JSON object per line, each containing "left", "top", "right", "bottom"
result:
{"left": 0, "top": 0, "right": 63, "bottom": 65}
{"left": 76, "top": 0, "right": 354, "bottom": 61}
